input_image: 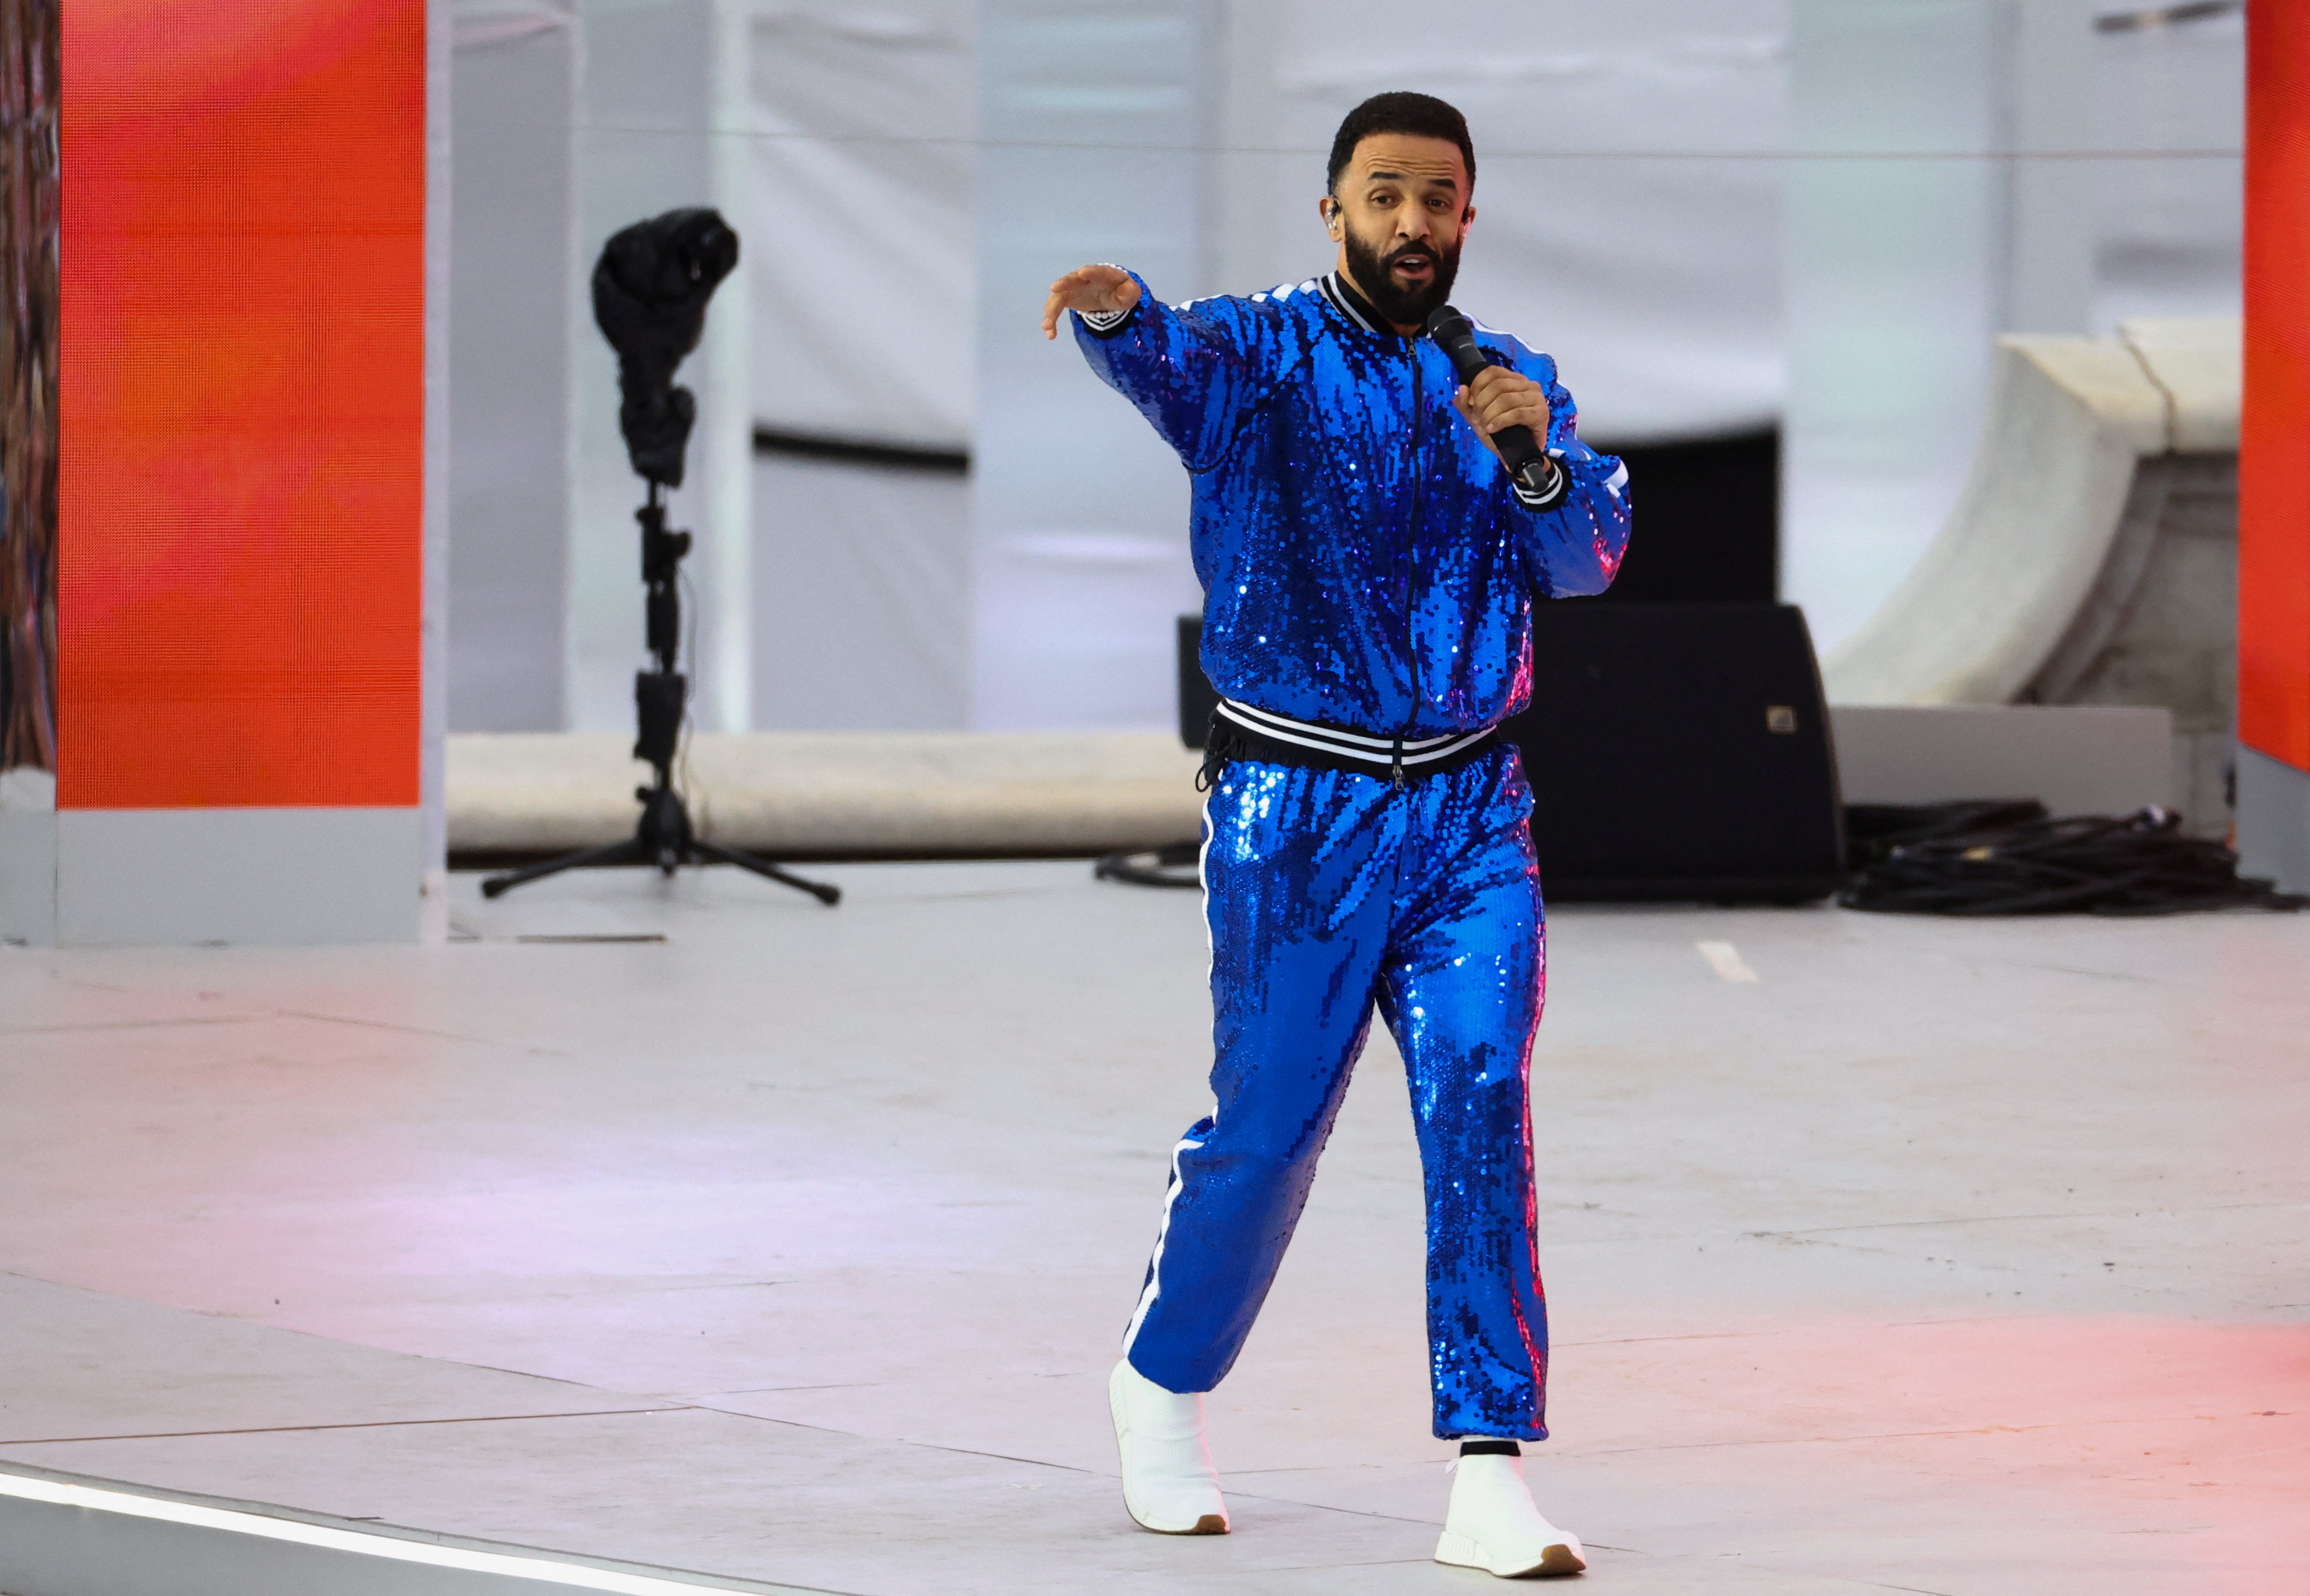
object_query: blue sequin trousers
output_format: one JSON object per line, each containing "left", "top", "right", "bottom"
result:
{"left": 1124, "top": 747, "right": 1550, "bottom": 1441}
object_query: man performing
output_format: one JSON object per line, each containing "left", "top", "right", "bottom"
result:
{"left": 1041, "top": 92, "right": 1630, "bottom": 1579}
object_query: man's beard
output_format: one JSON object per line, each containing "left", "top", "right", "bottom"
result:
{"left": 1342, "top": 227, "right": 1462, "bottom": 329}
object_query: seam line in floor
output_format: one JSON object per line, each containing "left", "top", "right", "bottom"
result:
{"left": 0, "top": 1405, "right": 688, "bottom": 1448}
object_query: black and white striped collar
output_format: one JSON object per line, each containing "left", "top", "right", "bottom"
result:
{"left": 1318, "top": 270, "right": 1399, "bottom": 341}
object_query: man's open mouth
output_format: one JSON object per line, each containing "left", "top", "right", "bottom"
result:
{"left": 1392, "top": 253, "right": 1435, "bottom": 277}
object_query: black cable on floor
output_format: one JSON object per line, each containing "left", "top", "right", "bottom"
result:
{"left": 1840, "top": 802, "right": 2310, "bottom": 917}
{"left": 1096, "top": 803, "right": 2310, "bottom": 914}
{"left": 1094, "top": 841, "right": 1201, "bottom": 890}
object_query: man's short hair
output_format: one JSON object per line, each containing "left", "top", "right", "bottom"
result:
{"left": 1326, "top": 92, "right": 1475, "bottom": 197}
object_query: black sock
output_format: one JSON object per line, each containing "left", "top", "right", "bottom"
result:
{"left": 1458, "top": 1439, "right": 1520, "bottom": 1457}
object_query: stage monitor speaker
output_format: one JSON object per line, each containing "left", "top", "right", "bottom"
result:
{"left": 1177, "top": 604, "right": 1844, "bottom": 903}
{"left": 1178, "top": 613, "right": 1221, "bottom": 746}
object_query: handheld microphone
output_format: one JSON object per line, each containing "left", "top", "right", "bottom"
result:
{"left": 1424, "top": 304, "right": 1557, "bottom": 499}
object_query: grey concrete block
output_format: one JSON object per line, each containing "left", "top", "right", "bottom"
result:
{"left": 2236, "top": 743, "right": 2310, "bottom": 892}
{"left": 54, "top": 809, "right": 422, "bottom": 947}
{"left": 0, "top": 810, "right": 57, "bottom": 946}
{"left": 1830, "top": 703, "right": 2173, "bottom": 816}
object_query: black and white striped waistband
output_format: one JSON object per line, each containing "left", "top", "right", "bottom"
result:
{"left": 1212, "top": 698, "right": 1500, "bottom": 781}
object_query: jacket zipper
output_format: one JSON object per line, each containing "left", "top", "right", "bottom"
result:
{"left": 1394, "top": 341, "right": 1423, "bottom": 791}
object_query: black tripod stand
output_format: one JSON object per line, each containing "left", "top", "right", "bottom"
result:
{"left": 483, "top": 206, "right": 834, "bottom": 906}
{"left": 482, "top": 483, "right": 837, "bottom": 905}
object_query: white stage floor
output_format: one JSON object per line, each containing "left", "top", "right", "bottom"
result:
{"left": 3, "top": 861, "right": 2305, "bottom": 1593}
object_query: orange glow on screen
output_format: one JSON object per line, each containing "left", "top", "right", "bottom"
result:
{"left": 2242, "top": 4, "right": 2310, "bottom": 772}
{"left": 59, "top": 1, "right": 425, "bottom": 809}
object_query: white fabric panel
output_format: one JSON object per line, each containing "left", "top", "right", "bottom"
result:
{"left": 751, "top": 455, "right": 969, "bottom": 729}
{"left": 452, "top": 0, "right": 574, "bottom": 48}
{"left": 1782, "top": 2, "right": 2243, "bottom": 654}
{"left": 425, "top": 0, "right": 455, "bottom": 936}
{"left": 735, "top": 2, "right": 2242, "bottom": 462}
{"left": 565, "top": 0, "right": 754, "bottom": 735}
{"left": 970, "top": 0, "right": 1210, "bottom": 732}
{"left": 748, "top": 3, "right": 975, "bottom": 447}
{"left": 2091, "top": 11, "right": 2244, "bottom": 331}
{"left": 438, "top": 0, "right": 2243, "bottom": 732}
{"left": 1783, "top": 0, "right": 2011, "bottom": 656}
{"left": 745, "top": 0, "right": 977, "bottom": 731}
{"left": 447, "top": 3, "right": 574, "bottom": 733}
{"left": 1251, "top": 0, "right": 1793, "bottom": 446}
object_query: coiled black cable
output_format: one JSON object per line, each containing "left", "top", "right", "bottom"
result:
{"left": 1840, "top": 801, "right": 2309, "bottom": 917}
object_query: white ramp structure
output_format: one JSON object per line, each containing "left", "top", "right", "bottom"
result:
{"left": 1822, "top": 318, "right": 2241, "bottom": 830}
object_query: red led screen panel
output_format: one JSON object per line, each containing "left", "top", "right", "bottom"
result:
{"left": 2243, "top": 2, "right": 2310, "bottom": 774}
{"left": 58, "top": 0, "right": 425, "bottom": 809}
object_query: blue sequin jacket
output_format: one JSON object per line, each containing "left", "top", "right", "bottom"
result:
{"left": 1076, "top": 269, "right": 1631, "bottom": 739}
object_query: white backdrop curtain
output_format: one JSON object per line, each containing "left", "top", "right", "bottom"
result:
{"left": 444, "top": 0, "right": 2243, "bottom": 732}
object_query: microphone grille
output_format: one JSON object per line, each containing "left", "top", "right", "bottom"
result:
{"left": 1423, "top": 304, "right": 1472, "bottom": 342}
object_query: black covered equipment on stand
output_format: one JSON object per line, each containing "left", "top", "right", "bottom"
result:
{"left": 481, "top": 208, "right": 837, "bottom": 907}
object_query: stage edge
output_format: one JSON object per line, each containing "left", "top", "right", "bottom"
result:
{"left": 0, "top": 1463, "right": 810, "bottom": 1596}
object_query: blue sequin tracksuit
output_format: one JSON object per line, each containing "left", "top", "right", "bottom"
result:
{"left": 1076, "top": 270, "right": 1630, "bottom": 1440}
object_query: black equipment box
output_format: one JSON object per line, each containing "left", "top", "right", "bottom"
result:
{"left": 1177, "top": 603, "right": 1844, "bottom": 903}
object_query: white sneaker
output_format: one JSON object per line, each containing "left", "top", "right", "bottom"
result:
{"left": 1434, "top": 1452, "right": 1585, "bottom": 1578}
{"left": 1108, "top": 1359, "right": 1229, "bottom": 1535}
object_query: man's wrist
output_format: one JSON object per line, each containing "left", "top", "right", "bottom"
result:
{"left": 1510, "top": 454, "right": 1568, "bottom": 510}
{"left": 1076, "top": 266, "right": 1140, "bottom": 338}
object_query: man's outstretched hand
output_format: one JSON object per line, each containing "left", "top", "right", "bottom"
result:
{"left": 1042, "top": 264, "right": 1142, "bottom": 340}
